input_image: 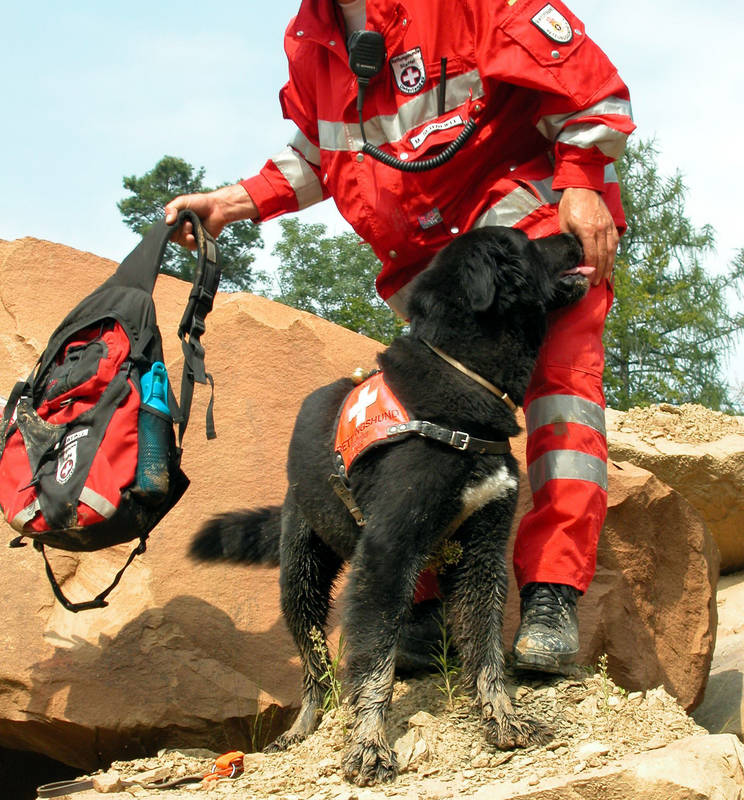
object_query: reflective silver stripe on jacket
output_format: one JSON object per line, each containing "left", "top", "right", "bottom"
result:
{"left": 289, "top": 128, "right": 321, "bottom": 166}
{"left": 525, "top": 394, "right": 606, "bottom": 437}
{"left": 269, "top": 145, "right": 325, "bottom": 209}
{"left": 528, "top": 450, "right": 608, "bottom": 493}
{"left": 318, "top": 69, "right": 485, "bottom": 152}
{"left": 473, "top": 187, "right": 543, "bottom": 229}
{"left": 537, "top": 96, "right": 632, "bottom": 160}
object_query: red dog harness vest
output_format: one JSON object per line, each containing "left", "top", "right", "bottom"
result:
{"left": 330, "top": 371, "right": 511, "bottom": 526}
{"left": 334, "top": 373, "right": 410, "bottom": 474}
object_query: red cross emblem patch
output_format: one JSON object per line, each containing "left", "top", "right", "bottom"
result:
{"left": 390, "top": 47, "right": 426, "bottom": 95}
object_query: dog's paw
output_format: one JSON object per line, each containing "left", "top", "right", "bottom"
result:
{"left": 483, "top": 713, "right": 549, "bottom": 750}
{"left": 342, "top": 738, "right": 398, "bottom": 786}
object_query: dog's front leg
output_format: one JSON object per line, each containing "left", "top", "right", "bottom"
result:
{"left": 442, "top": 505, "right": 547, "bottom": 750}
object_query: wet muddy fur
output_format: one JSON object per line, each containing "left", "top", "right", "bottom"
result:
{"left": 191, "top": 227, "right": 587, "bottom": 786}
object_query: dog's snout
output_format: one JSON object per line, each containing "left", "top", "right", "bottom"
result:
{"left": 533, "top": 233, "right": 583, "bottom": 270}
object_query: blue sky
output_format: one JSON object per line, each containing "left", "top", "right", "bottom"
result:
{"left": 3, "top": 1, "right": 743, "bottom": 386}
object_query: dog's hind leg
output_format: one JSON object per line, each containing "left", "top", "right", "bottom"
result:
{"left": 440, "top": 506, "right": 547, "bottom": 751}
{"left": 266, "top": 495, "right": 343, "bottom": 752}
{"left": 340, "top": 531, "right": 433, "bottom": 786}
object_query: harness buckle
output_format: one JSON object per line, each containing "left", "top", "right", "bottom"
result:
{"left": 451, "top": 431, "right": 470, "bottom": 450}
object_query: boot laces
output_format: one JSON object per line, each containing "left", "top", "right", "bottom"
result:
{"left": 521, "top": 583, "right": 576, "bottom": 629}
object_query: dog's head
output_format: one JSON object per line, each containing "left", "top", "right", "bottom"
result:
{"left": 408, "top": 226, "right": 587, "bottom": 337}
{"left": 406, "top": 227, "right": 589, "bottom": 399}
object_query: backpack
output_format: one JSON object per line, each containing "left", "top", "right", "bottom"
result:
{"left": 0, "top": 209, "right": 220, "bottom": 611}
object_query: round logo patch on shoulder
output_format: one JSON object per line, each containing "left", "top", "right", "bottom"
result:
{"left": 531, "top": 4, "right": 574, "bottom": 44}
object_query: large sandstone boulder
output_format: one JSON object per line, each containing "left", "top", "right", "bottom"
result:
{"left": 0, "top": 239, "right": 718, "bottom": 771}
{"left": 606, "top": 405, "right": 744, "bottom": 574}
{"left": 692, "top": 570, "right": 744, "bottom": 739}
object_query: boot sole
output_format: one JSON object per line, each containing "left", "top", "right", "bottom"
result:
{"left": 513, "top": 649, "right": 578, "bottom": 675}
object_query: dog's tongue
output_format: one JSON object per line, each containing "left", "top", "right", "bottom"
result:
{"left": 564, "top": 265, "right": 596, "bottom": 278}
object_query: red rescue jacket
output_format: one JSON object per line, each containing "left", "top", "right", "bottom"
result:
{"left": 241, "top": 0, "right": 635, "bottom": 306}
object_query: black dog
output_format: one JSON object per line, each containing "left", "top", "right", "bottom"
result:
{"left": 191, "top": 226, "right": 588, "bottom": 785}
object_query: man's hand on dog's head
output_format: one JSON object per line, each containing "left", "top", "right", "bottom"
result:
{"left": 558, "top": 188, "right": 618, "bottom": 285}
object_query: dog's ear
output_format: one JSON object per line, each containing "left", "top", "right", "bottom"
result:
{"left": 461, "top": 236, "right": 530, "bottom": 314}
{"left": 463, "top": 252, "right": 498, "bottom": 312}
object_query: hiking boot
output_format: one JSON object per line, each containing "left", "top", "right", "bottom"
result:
{"left": 512, "top": 582, "right": 580, "bottom": 674}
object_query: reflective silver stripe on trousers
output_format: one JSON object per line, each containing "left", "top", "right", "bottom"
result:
{"left": 318, "top": 69, "right": 485, "bottom": 151}
{"left": 270, "top": 146, "right": 325, "bottom": 210}
{"left": 528, "top": 450, "right": 608, "bottom": 493}
{"left": 79, "top": 487, "right": 118, "bottom": 519}
{"left": 525, "top": 394, "right": 606, "bottom": 437}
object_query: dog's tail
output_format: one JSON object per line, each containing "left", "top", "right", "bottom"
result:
{"left": 189, "top": 507, "right": 281, "bottom": 566}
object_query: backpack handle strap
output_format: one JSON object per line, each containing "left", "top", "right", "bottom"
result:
{"left": 113, "top": 209, "right": 221, "bottom": 443}
{"left": 37, "top": 538, "right": 147, "bottom": 613}
{"left": 174, "top": 213, "right": 221, "bottom": 444}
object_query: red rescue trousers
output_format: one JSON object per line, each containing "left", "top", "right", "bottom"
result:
{"left": 513, "top": 279, "right": 614, "bottom": 593}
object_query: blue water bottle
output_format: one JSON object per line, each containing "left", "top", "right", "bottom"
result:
{"left": 135, "top": 362, "right": 172, "bottom": 502}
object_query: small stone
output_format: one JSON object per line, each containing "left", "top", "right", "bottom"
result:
{"left": 527, "top": 775, "right": 540, "bottom": 786}
{"left": 243, "top": 752, "right": 269, "bottom": 768}
{"left": 92, "top": 771, "right": 123, "bottom": 793}
{"left": 644, "top": 736, "right": 668, "bottom": 751}
{"left": 409, "top": 711, "right": 438, "bottom": 727}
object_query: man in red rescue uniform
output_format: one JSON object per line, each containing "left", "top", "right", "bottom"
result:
{"left": 166, "top": 0, "right": 635, "bottom": 674}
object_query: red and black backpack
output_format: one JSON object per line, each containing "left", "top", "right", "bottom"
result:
{"left": 0, "top": 210, "right": 220, "bottom": 611}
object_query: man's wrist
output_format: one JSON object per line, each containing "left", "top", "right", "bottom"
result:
{"left": 217, "top": 183, "right": 259, "bottom": 224}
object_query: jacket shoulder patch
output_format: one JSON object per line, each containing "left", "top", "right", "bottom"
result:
{"left": 531, "top": 4, "right": 574, "bottom": 43}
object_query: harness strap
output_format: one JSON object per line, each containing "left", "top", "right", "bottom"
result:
{"left": 329, "top": 417, "right": 510, "bottom": 526}
{"left": 387, "top": 419, "right": 511, "bottom": 454}
{"left": 329, "top": 473, "right": 366, "bottom": 527}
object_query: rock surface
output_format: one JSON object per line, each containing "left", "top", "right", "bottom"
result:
{"left": 0, "top": 239, "right": 719, "bottom": 772}
{"left": 607, "top": 404, "right": 744, "bottom": 574}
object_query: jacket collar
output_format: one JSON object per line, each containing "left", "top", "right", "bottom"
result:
{"left": 291, "top": 0, "right": 409, "bottom": 50}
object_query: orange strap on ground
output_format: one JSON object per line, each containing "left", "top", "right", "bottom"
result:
{"left": 202, "top": 750, "right": 245, "bottom": 782}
